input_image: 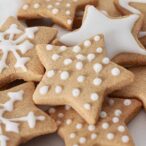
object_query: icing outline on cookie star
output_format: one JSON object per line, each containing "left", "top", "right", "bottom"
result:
{"left": 59, "top": 6, "right": 146, "bottom": 59}
{"left": 0, "top": 90, "right": 45, "bottom": 146}
{"left": 0, "top": 24, "right": 38, "bottom": 73}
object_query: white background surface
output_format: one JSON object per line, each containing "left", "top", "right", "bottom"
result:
{"left": 0, "top": 0, "right": 146, "bottom": 145}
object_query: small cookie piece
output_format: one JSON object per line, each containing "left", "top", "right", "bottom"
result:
{"left": 33, "top": 35, "right": 134, "bottom": 124}
{"left": 0, "top": 17, "right": 57, "bottom": 87}
{"left": 0, "top": 82, "right": 57, "bottom": 146}
{"left": 18, "top": 0, "right": 97, "bottom": 30}
{"left": 112, "top": 66, "right": 146, "bottom": 109}
{"left": 49, "top": 98, "right": 142, "bottom": 146}
{"left": 114, "top": 0, "right": 146, "bottom": 46}
{"left": 58, "top": 5, "right": 146, "bottom": 66}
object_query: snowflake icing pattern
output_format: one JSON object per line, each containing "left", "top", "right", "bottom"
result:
{"left": 0, "top": 90, "right": 45, "bottom": 146}
{"left": 0, "top": 24, "right": 38, "bottom": 73}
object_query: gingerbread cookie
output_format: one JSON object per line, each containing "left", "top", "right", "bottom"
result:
{"left": 49, "top": 98, "right": 142, "bottom": 146}
{"left": 0, "top": 17, "right": 57, "bottom": 87}
{"left": 18, "top": 0, "right": 97, "bottom": 30}
{"left": 0, "top": 82, "right": 57, "bottom": 146}
{"left": 114, "top": 0, "right": 146, "bottom": 46}
{"left": 33, "top": 35, "right": 134, "bottom": 124}
{"left": 112, "top": 66, "right": 146, "bottom": 109}
{"left": 57, "top": 5, "right": 146, "bottom": 66}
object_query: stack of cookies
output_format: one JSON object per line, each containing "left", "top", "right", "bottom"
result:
{"left": 0, "top": 0, "right": 146, "bottom": 146}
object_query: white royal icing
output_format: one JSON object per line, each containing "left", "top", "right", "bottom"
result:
{"left": 59, "top": 6, "right": 146, "bottom": 58}
{"left": 118, "top": 0, "right": 146, "bottom": 14}
{"left": 0, "top": 90, "right": 45, "bottom": 146}
{"left": 0, "top": 24, "right": 38, "bottom": 73}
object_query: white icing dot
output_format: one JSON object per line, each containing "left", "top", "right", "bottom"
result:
{"left": 72, "top": 88, "right": 80, "bottom": 97}
{"left": 102, "top": 122, "right": 109, "bottom": 129}
{"left": 76, "top": 54, "right": 86, "bottom": 61}
{"left": 87, "top": 53, "right": 95, "bottom": 62}
{"left": 118, "top": 125, "right": 125, "bottom": 132}
{"left": 121, "top": 135, "right": 129, "bottom": 143}
{"left": 72, "top": 46, "right": 81, "bottom": 53}
{"left": 107, "top": 133, "right": 114, "bottom": 140}
{"left": 108, "top": 99, "right": 115, "bottom": 106}
{"left": 124, "top": 99, "right": 132, "bottom": 106}
{"left": 60, "top": 46, "right": 67, "bottom": 51}
{"left": 84, "top": 40, "right": 91, "bottom": 47}
{"left": 79, "top": 137, "right": 86, "bottom": 144}
{"left": 66, "top": 3, "right": 71, "bottom": 7}
{"left": 96, "top": 47, "right": 103, "bottom": 53}
{"left": 76, "top": 62, "right": 83, "bottom": 70}
{"left": 49, "top": 108, "right": 56, "bottom": 114}
{"left": 111, "top": 68, "right": 120, "bottom": 76}
{"left": 76, "top": 123, "right": 83, "bottom": 129}
{"left": 55, "top": 85, "right": 63, "bottom": 94}
{"left": 55, "top": 2, "right": 60, "bottom": 6}
{"left": 60, "top": 71, "right": 70, "bottom": 80}
{"left": 77, "top": 75, "right": 85, "bottom": 83}
{"left": 94, "top": 35, "right": 100, "bottom": 42}
{"left": 66, "top": 119, "right": 72, "bottom": 125}
{"left": 102, "top": 57, "right": 110, "bottom": 64}
{"left": 52, "top": 8, "right": 59, "bottom": 14}
{"left": 66, "top": 10, "right": 71, "bottom": 15}
{"left": 73, "top": 144, "right": 78, "bottom": 146}
{"left": 22, "top": 4, "right": 29, "bottom": 10}
{"left": 39, "top": 86, "right": 49, "bottom": 95}
{"left": 48, "top": 4, "right": 53, "bottom": 9}
{"left": 93, "top": 63, "right": 103, "bottom": 73}
{"left": 70, "top": 133, "right": 76, "bottom": 139}
{"left": 88, "top": 125, "right": 95, "bottom": 131}
{"left": 47, "top": 70, "right": 55, "bottom": 78}
{"left": 84, "top": 103, "right": 91, "bottom": 110}
{"left": 114, "top": 109, "right": 122, "bottom": 117}
{"left": 46, "top": 45, "right": 53, "bottom": 50}
{"left": 65, "top": 105, "right": 71, "bottom": 110}
{"left": 112, "top": 117, "right": 119, "bottom": 123}
{"left": 90, "top": 93, "right": 99, "bottom": 101}
{"left": 91, "top": 133, "right": 97, "bottom": 140}
{"left": 100, "top": 111, "right": 107, "bottom": 118}
{"left": 93, "top": 78, "right": 102, "bottom": 86}
{"left": 64, "top": 58, "right": 73, "bottom": 65}
{"left": 67, "top": 19, "right": 72, "bottom": 25}
{"left": 33, "top": 3, "right": 40, "bottom": 9}
{"left": 52, "top": 54, "right": 60, "bottom": 61}
{"left": 58, "top": 113, "right": 64, "bottom": 118}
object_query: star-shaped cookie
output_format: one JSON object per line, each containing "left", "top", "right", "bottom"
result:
{"left": 18, "top": 0, "right": 97, "bottom": 30}
{"left": 58, "top": 5, "right": 146, "bottom": 66}
{"left": 112, "top": 66, "right": 146, "bottom": 109}
{"left": 0, "top": 17, "right": 57, "bottom": 87}
{"left": 49, "top": 98, "right": 142, "bottom": 146}
{"left": 0, "top": 82, "right": 57, "bottom": 146}
{"left": 33, "top": 35, "right": 134, "bottom": 124}
{"left": 114, "top": 0, "right": 146, "bottom": 46}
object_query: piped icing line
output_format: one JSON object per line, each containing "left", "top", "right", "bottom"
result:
{"left": 0, "top": 24, "right": 38, "bottom": 73}
{"left": 118, "top": 0, "right": 146, "bottom": 14}
{"left": 0, "top": 90, "right": 45, "bottom": 146}
{"left": 59, "top": 6, "right": 146, "bottom": 58}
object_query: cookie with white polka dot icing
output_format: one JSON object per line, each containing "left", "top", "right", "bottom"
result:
{"left": 0, "top": 16, "right": 57, "bottom": 87}
{"left": 49, "top": 98, "right": 141, "bottom": 146}
{"left": 33, "top": 35, "right": 134, "bottom": 124}
{"left": 18, "top": 0, "right": 97, "bottom": 30}
{"left": 114, "top": 0, "right": 146, "bottom": 46}
{"left": 112, "top": 66, "right": 146, "bottom": 109}
{"left": 0, "top": 82, "right": 57, "bottom": 146}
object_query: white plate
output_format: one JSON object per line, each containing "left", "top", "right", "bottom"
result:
{"left": 0, "top": 0, "right": 146, "bottom": 145}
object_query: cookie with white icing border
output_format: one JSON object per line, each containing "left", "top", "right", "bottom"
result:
{"left": 56, "top": 5, "right": 146, "bottom": 66}
{"left": 112, "top": 66, "right": 146, "bottom": 109}
{"left": 49, "top": 98, "right": 142, "bottom": 146}
{"left": 0, "top": 82, "right": 57, "bottom": 146}
{"left": 33, "top": 35, "right": 134, "bottom": 124}
{"left": 114, "top": 0, "right": 146, "bottom": 46}
{"left": 18, "top": 0, "right": 97, "bottom": 30}
{"left": 0, "top": 17, "right": 57, "bottom": 87}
